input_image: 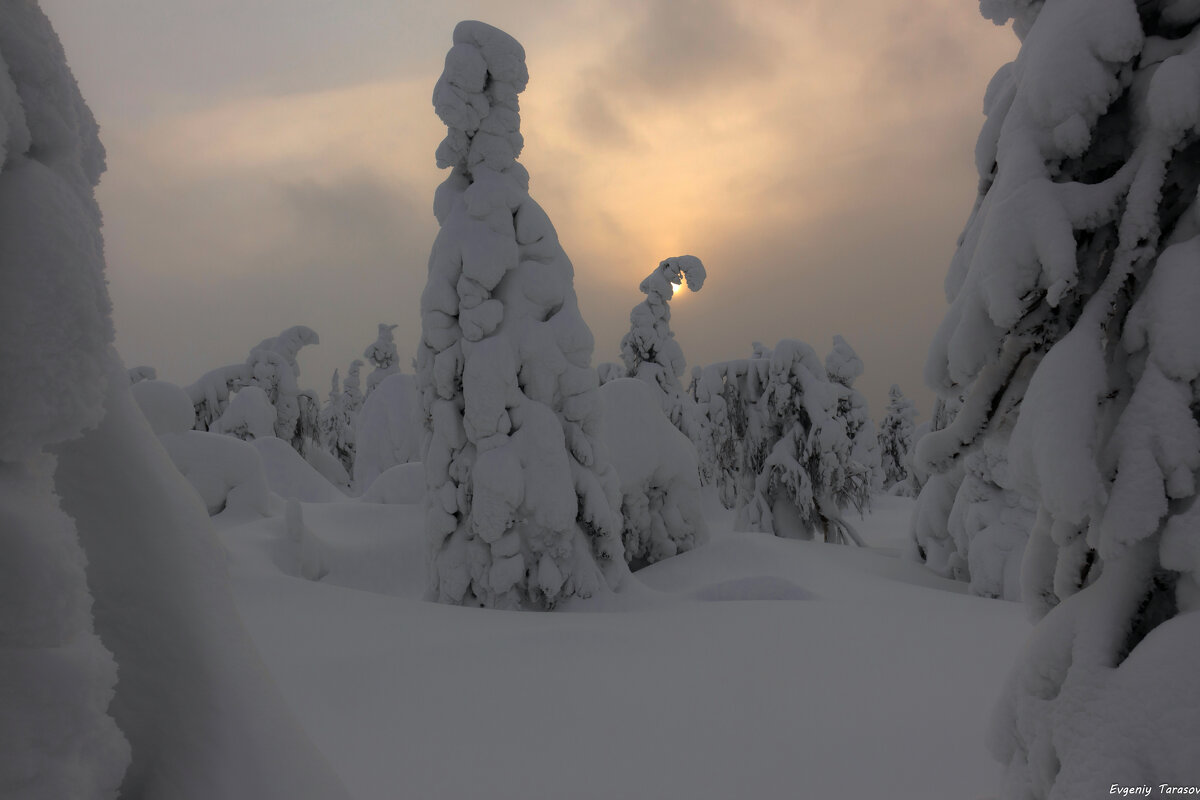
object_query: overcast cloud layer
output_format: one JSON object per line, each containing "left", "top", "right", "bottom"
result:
{"left": 40, "top": 0, "right": 1017, "bottom": 417}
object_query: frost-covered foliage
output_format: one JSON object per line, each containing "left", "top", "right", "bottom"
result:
{"left": 128, "top": 365, "right": 156, "bottom": 384}
{"left": 596, "top": 361, "right": 625, "bottom": 386}
{"left": 918, "top": 1, "right": 1200, "bottom": 794}
{"left": 701, "top": 340, "right": 869, "bottom": 542}
{"left": 416, "top": 21, "right": 626, "bottom": 609}
{"left": 599, "top": 379, "right": 708, "bottom": 569}
{"left": 342, "top": 359, "right": 364, "bottom": 414}
{"left": 0, "top": 6, "right": 129, "bottom": 795}
{"left": 693, "top": 363, "right": 740, "bottom": 508}
{"left": 878, "top": 385, "right": 917, "bottom": 492}
{"left": 825, "top": 335, "right": 882, "bottom": 494}
{"left": 363, "top": 323, "right": 400, "bottom": 396}
{"left": 211, "top": 386, "right": 276, "bottom": 441}
{"left": 1, "top": 6, "right": 350, "bottom": 798}
{"left": 353, "top": 372, "right": 422, "bottom": 491}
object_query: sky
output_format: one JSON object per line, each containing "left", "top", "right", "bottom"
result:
{"left": 39, "top": 0, "right": 1018, "bottom": 418}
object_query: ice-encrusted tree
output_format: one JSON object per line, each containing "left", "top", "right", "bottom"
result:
{"left": 363, "top": 323, "right": 400, "bottom": 396}
{"left": 917, "top": 0, "right": 1200, "bottom": 793}
{"left": 416, "top": 21, "right": 626, "bottom": 609}
{"left": 878, "top": 385, "right": 917, "bottom": 492}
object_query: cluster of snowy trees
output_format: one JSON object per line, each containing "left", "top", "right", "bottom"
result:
{"left": 690, "top": 337, "right": 882, "bottom": 544}
{"left": 913, "top": 0, "right": 1200, "bottom": 794}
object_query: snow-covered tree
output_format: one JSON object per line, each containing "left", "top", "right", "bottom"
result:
{"left": 416, "top": 21, "right": 626, "bottom": 609}
{"left": 184, "top": 325, "right": 320, "bottom": 456}
{"left": 703, "top": 340, "right": 868, "bottom": 542}
{"left": 0, "top": 6, "right": 350, "bottom": 797}
{"left": 342, "top": 359, "right": 364, "bottom": 415}
{"left": 878, "top": 384, "right": 917, "bottom": 491}
{"left": 319, "top": 369, "right": 355, "bottom": 476}
{"left": 917, "top": 1, "right": 1200, "bottom": 793}
{"left": 824, "top": 335, "right": 882, "bottom": 495}
{"left": 0, "top": 7, "right": 129, "bottom": 794}
{"left": 128, "top": 365, "right": 156, "bottom": 384}
{"left": 363, "top": 323, "right": 400, "bottom": 396}
{"left": 619, "top": 255, "right": 711, "bottom": 483}
{"left": 211, "top": 386, "right": 276, "bottom": 441}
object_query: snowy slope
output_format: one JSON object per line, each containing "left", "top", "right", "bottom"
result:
{"left": 218, "top": 494, "right": 1026, "bottom": 800}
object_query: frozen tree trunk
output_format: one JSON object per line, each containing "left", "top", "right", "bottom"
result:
{"left": 920, "top": 1, "right": 1200, "bottom": 794}
{"left": 417, "top": 21, "right": 626, "bottom": 609}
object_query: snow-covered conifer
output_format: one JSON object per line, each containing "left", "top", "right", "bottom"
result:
{"left": 211, "top": 386, "right": 276, "bottom": 441}
{"left": 919, "top": 1, "right": 1200, "bottom": 792}
{"left": 619, "top": 255, "right": 711, "bottom": 482}
{"left": 416, "top": 21, "right": 626, "bottom": 609}
{"left": 0, "top": 7, "right": 129, "bottom": 793}
{"left": 878, "top": 384, "right": 917, "bottom": 491}
{"left": 319, "top": 369, "right": 356, "bottom": 475}
{"left": 343, "top": 359, "right": 365, "bottom": 415}
{"left": 363, "top": 323, "right": 400, "bottom": 396}
{"left": 0, "top": 7, "right": 349, "bottom": 797}
{"left": 704, "top": 340, "right": 867, "bottom": 542}
{"left": 825, "top": 335, "right": 882, "bottom": 495}
{"left": 128, "top": 365, "right": 156, "bottom": 384}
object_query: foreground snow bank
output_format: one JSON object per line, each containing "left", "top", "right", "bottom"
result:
{"left": 220, "top": 495, "right": 1026, "bottom": 800}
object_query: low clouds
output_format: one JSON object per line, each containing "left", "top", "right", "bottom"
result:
{"left": 46, "top": 1, "right": 1018, "bottom": 415}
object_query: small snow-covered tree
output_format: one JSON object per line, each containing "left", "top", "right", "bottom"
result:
{"left": 211, "top": 386, "right": 276, "bottom": 441}
{"left": 918, "top": 1, "right": 1200, "bottom": 794}
{"left": 878, "top": 384, "right": 917, "bottom": 491}
{"left": 417, "top": 21, "right": 626, "bottom": 609}
{"left": 343, "top": 359, "right": 364, "bottom": 415}
{"left": 319, "top": 369, "right": 356, "bottom": 476}
{"left": 128, "top": 365, "right": 156, "bottom": 384}
{"left": 619, "top": 255, "right": 711, "bottom": 483}
{"left": 600, "top": 378, "right": 708, "bottom": 569}
{"left": 825, "top": 335, "right": 882, "bottom": 495}
{"left": 363, "top": 323, "right": 400, "bottom": 396}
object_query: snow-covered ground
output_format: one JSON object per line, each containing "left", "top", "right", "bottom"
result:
{"left": 217, "top": 493, "right": 1027, "bottom": 800}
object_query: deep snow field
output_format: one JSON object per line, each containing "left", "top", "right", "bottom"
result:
{"left": 216, "top": 492, "right": 1027, "bottom": 800}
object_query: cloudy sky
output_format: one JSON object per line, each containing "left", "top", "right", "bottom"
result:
{"left": 39, "top": 0, "right": 1017, "bottom": 417}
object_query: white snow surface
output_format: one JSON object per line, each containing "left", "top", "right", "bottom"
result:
{"left": 215, "top": 492, "right": 1028, "bottom": 800}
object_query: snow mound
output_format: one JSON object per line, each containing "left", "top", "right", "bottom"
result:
{"left": 130, "top": 379, "right": 195, "bottom": 435}
{"left": 692, "top": 575, "right": 815, "bottom": 602}
{"left": 359, "top": 461, "right": 425, "bottom": 505}
{"left": 160, "top": 430, "right": 272, "bottom": 519}
{"left": 353, "top": 372, "right": 421, "bottom": 490}
{"left": 599, "top": 378, "right": 708, "bottom": 568}
{"left": 250, "top": 437, "right": 347, "bottom": 504}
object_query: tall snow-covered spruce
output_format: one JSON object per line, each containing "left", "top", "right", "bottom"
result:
{"left": 417, "top": 21, "right": 626, "bottom": 609}
{"left": 919, "top": 0, "right": 1200, "bottom": 794}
